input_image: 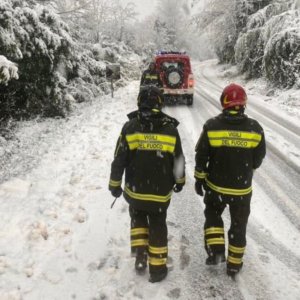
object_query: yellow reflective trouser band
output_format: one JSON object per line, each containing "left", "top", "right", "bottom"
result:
{"left": 229, "top": 245, "right": 245, "bottom": 254}
{"left": 126, "top": 133, "right": 176, "bottom": 153}
{"left": 194, "top": 170, "right": 207, "bottom": 179}
{"left": 109, "top": 179, "right": 122, "bottom": 187}
{"left": 206, "top": 179, "right": 252, "bottom": 196}
{"left": 131, "top": 239, "right": 148, "bottom": 247}
{"left": 148, "top": 257, "right": 167, "bottom": 266}
{"left": 131, "top": 228, "right": 149, "bottom": 236}
{"left": 149, "top": 246, "right": 168, "bottom": 254}
{"left": 176, "top": 177, "right": 185, "bottom": 184}
{"left": 205, "top": 227, "right": 225, "bottom": 235}
{"left": 125, "top": 186, "right": 172, "bottom": 203}
{"left": 228, "top": 256, "right": 243, "bottom": 264}
{"left": 206, "top": 237, "right": 225, "bottom": 245}
{"left": 207, "top": 130, "right": 261, "bottom": 148}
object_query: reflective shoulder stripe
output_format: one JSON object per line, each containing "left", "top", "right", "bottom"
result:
{"left": 206, "top": 179, "right": 252, "bottom": 196}
{"left": 109, "top": 179, "right": 122, "bottom": 187}
{"left": 207, "top": 130, "right": 262, "bottom": 148}
{"left": 125, "top": 133, "right": 176, "bottom": 153}
{"left": 125, "top": 186, "right": 172, "bottom": 203}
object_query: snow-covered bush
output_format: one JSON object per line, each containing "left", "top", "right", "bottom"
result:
{"left": 0, "top": 0, "right": 74, "bottom": 119}
{"left": 235, "top": 28, "right": 264, "bottom": 77}
{"left": 0, "top": 55, "right": 19, "bottom": 84}
{"left": 234, "top": 3, "right": 287, "bottom": 77}
{"left": 234, "top": 3, "right": 300, "bottom": 87}
{"left": 247, "top": 3, "right": 290, "bottom": 29}
{"left": 263, "top": 10, "right": 300, "bottom": 87}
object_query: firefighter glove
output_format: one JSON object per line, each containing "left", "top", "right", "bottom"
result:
{"left": 110, "top": 186, "right": 123, "bottom": 198}
{"left": 195, "top": 180, "right": 204, "bottom": 196}
{"left": 173, "top": 183, "right": 184, "bottom": 193}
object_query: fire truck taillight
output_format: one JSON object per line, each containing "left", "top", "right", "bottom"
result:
{"left": 188, "top": 74, "right": 194, "bottom": 88}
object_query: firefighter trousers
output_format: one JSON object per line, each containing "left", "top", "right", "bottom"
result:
{"left": 129, "top": 206, "right": 168, "bottom": 275}
{"left": 203, "top": 191, "right": 251, "bottom": 270}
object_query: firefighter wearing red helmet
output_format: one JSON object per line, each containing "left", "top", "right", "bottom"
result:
{"left": 194, "top": 83, "right": 266, "bottom": 278}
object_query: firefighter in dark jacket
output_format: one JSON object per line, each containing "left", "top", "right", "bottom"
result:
{"left": 194, "top": 83, "right": 266, "bottom": 278}
{"left": 109, "top": 85, "right": 185, "bottom": 283}
{"left": 140, "top": 62, "right": 163, "bottom": 88}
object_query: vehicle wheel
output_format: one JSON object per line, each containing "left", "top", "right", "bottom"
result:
{"left": 164, "top": 67, "right": 184, "bottom": 89}
{"left": 186, "top": 95, "right": 193, "bottom": 106}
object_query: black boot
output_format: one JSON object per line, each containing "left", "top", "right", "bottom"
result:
{"left": 149, "top": 268, "right": 168, "bottom": 283}
{"left": 206, "top": 253, "right": 226, "bottom": 265}
{"left": 227, "top": 262, "right": 243, "bottom": 279}
{"left": 135, "top": 253, "right": 147, "bottom": 274}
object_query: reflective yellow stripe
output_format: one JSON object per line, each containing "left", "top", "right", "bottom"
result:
{"left": 109, "top": 179, "right": 122, "bottom": 187}
{"left": 149, "top": 246, "right": 168, "bottom": 254}
{"left": 208, "top": 130, "right": 261, "bottom": 148}
{"left": 131, "top": 228, "right": 149, "bottom": 236}
{"left": 125, "top": 186, "right": 172, "bottom": 203}
{"left": 205, "top": 227, "right": 225, "bottom": 235}
{"left": 206, "top": 237, "right": 225, "bottom": 245}
{"left": 131, "top": 239, "right": 148, "bottom": 247}
{"left": 176, "top": 177, "right": 185, "bottom": 184}
{"left": 206, "top": 179, "right": 252, "bottom": 196}
{"left": 194, "top": 170, "right": 207, "bottom": 179}
{"left": 145, "top": 75, "right": 159, "bottom": 80}
{"left": 228, "top": 256, "right": 243, "bottom": 264}
{"left": 126, "top": 133, "right": 176, "bottom": 153}
{"left": 148, "top": 257, "right": 167, "bottom": 266}
{"left": 229, "top": 245, "right": 245, "bottom": 254}
{"left": 208, "top": 130, "right": 262, "bottom": 141}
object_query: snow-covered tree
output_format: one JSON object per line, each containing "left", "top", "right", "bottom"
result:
{"left": 263, "top": 9, "right": 300, "bottom": 87}
{"left": 235, "top": 2, "right": 290, "bottom": 77}
{"left": 193, "top": 0, "right": 272, "bottom": 63}
{"left": 153, "top": 0, "right": 191, "bottom": 51}
{"left": 0, "top": 0, "right": 77, "bottom": 119}
{"left": 234, "top": 1, "right": 300, "bottom": 87}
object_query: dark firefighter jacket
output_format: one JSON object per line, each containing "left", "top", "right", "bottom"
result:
{"left": 140, "top": 69, "right": 163, "bottom": 88}
{"left": 195, "top": 110, "right": 266, "bottom": 196}
{"left": 109, "top": 109, "right": 185, "bottom": 212}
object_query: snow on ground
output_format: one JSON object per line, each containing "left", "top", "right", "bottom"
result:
{"left": 0, "top": 60, "right": 299, "bottom": 300}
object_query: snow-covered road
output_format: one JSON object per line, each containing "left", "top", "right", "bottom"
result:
{"left": 0, "top": 60, "right": 299, "bottom": 300}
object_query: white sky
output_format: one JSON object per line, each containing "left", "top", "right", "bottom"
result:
{"left": 123, "top": 0, "right": 157, "bottom": 20}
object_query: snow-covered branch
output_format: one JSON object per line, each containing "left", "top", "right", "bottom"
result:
{"left": 0, "top": 55, "right": 19, "bottom": 85}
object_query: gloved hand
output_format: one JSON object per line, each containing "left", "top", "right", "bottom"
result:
{"left": 173, "top": 183, "right": 184, "bottom": 193}
{"left": 110, "top": 186, "right": 123, "bottom": 198}
{"left": 195, "top": 180, "right": 205, "bottom": 196}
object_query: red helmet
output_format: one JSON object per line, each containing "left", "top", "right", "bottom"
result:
{"left": 220, "top": 83, "right": 247, "bottom": 109}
